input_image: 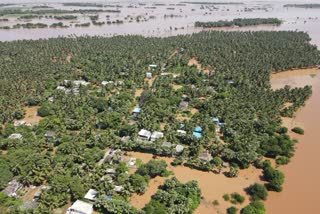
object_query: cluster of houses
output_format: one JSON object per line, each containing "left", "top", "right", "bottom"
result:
{"left": 137, "top": 129, "right": 164, "bottom": 142}
{"left": 66, "top": 148, "right": 138, "bottom": 214}
{"left": 56, "top": 80, "right": 90, "bottom": 95}
{"left": 101, "top": 80, "right": 124, "bottom": 87}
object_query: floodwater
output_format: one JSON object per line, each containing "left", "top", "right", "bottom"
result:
{"left": 127, "top": 151, "right": 263, "bottom": 213}
{"left": 0, "top": 0, "right": 320, "bottom": 44}
{"left": 267, "top": 69, "right": 320, "bottom": 214}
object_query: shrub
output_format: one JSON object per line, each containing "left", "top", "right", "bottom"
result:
{"left": 263, "top": 166, "right": 284, "bottom": 192}
{"left": 276, "top": 156, "right": 290, "bottom": 166}
{"left": 227, "top": 206, "right": 238, "bottom": 214}
{"left": 247, "top": 183, "right": 268, "bottom": 201}
{"left": 241, "top": 201, "right": 266, "bottom": 214}
{"left": 291, "top": 127, "right": 304, "bottom": 135}
{"left": 223, "top": 194, "right": 230, "bottom": 201}
{"left": 212, "top": 200, "right": 219, "bottom": 206}
{"left": 230, "top": 192, "right": 245, "bottom": 204}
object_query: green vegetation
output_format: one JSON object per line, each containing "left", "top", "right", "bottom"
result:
{"left": 291, "top": 127, "right": 304, "bottom": 135}
{"left": 136, "top": 160, "right": 169, "bottom": 178}
{"left": 63, "top": 3, "right": 104, "bottom": 7}
{"left": 227, "top": 206, "right": 238, "bottom": 214}
{"left": 50, "top": 22, "right": 68, "bottom": 28}
{"left": 54, "top": 15, "right": 77, "bottom": 20}
{"left": 0, "top": 31, "right": 319, "bottom": 213}
{"left": 0, "top": 9, "right": 118, "bottom": 16}
{"left": 247, "top": 183, "right": 268, "bottom": 201}
{"left": 32, "top": 5, "right": 53, "bottom": 9}
{"left": 276, "top": 156, "right": 290, "bottom": 165}
{"left": 0, "top": 192, "right": 22, "bottom": 210}
{"left": 223, "top": 193, "right": 230, "bottom": 201}
{"left": 19, "top": 15, "right": 42, "bottom": 19}
{"left": 263, "top": 166, "right": 285, "bottom": 192}
{"left": 212, "top": 200, "right": 219, "bottom": 206}
{"left": 75, "top": 22, "right": 91, "bottom": 27}
{"left": 241, "top": 201, "right": 266, "bottom": 214}
{"left": 230, "top": 192, "right": 245, "bottom": 204}
{"left": 95, "top": 198, "right": 138, "bottom": 214}
{"left": 195, "top": 18, "right": 282, "bottom": 28}
{"left": 12, "top": 23, "right": 48, "bottom": 29}
{"left": 143, "top": 177, "right": 201, "bottom": 213}
{"left": 284, "top": 4, "right": 320, "bottom": 9}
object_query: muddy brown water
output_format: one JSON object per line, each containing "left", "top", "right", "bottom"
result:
{"left": 267, "top": 70, "right": 320, "bottom": 214}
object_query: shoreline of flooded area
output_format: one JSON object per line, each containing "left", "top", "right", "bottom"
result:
{"left": 267, "top": 70, "right": 320, "bottom": 214}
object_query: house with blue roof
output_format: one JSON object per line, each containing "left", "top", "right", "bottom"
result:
{"left": 192, "top": 131, "right": 203, "bottom": 138}
{"left": 194, "top": 126, "right": 203, "bottom": 133}
{"left": 193, "top": 126, "right": 203, "bottom": 138}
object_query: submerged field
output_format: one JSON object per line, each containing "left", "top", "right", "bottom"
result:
{"left": 0, "top": 30, "right": 319, "bottom": 214}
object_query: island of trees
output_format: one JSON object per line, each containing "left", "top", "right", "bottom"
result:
{"left": 0, "top": 30, "right": 319, "bottom": 213}
{"left": 195, "top": 18, "right": 282, "bottom": 28}
{"left": 284, "top": 4, "right": 320, "bottom": 9}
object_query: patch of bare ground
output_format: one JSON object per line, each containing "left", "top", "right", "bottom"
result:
{"left": 271, "top": 67, "right": 319, "bottom": 90}
{"left": 18, "top": 106, "right": 43, "bottom": 125}
{"left": 66, "top": 53, "right": 71, "bottom": 63}
{"left": 191, "top": 108, "right": 199, "bottom": 115}
{"left": 134, "top": 88, "right": 144, "bottom": 98}
{"left": 127, "top": 152, "right": 263, "bottom": 213}
{"left": 1, "top": 150, "right": 8, "bottom": 155}
{"left": 172, "top": 84, "right": 183, "bottom": 90}
{"left": 21, "top": 186, "right": 42, "bottom": 202}
{"left": 188, "top": 57, "right": 202, "bottom": 70}
{"left": 188, "top": 57, "right": 212, "bottom": 75}
{"left": 176, "top": 113, "right": 191, "bottom": 121}
{"left": 145, "top": 77, "right": 155, "bottom": 88}
{"left": 160, "top": 123, "right": 166, "bottom": 130}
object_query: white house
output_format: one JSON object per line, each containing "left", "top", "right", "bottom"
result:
{"left": 150, "top": 131, "right": 164, "bottom": 142}
{"left": 8, "top": 133, "right": 23, "bottom": 139}
{"left": 177, "top": 130, "right": 186, "bottom": 135}
{"left": 114, "top": 185, "right": 123, "bottom": 192}
{"left": 149, "top": 64, "right": 158, "bottom": 68}
{"left": 175, "top": 145, "right": 184, "bottom": 154}
{"left": 66, "top": 200, "right": 93, "bottom": 214}
{"left": 101, "top": 81, "right": 114, "bottom": 86}
{"left": 72, "top": 80, "right": 90, "bottom": 87}
{"left": 138, "top": 129, "right": 152, "bottom": 141}
{"left": 146, "top": 72, "right": 152, "bottom": 78}
{"left": 84, "top": 189, "right": 98, "bottom": 201}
